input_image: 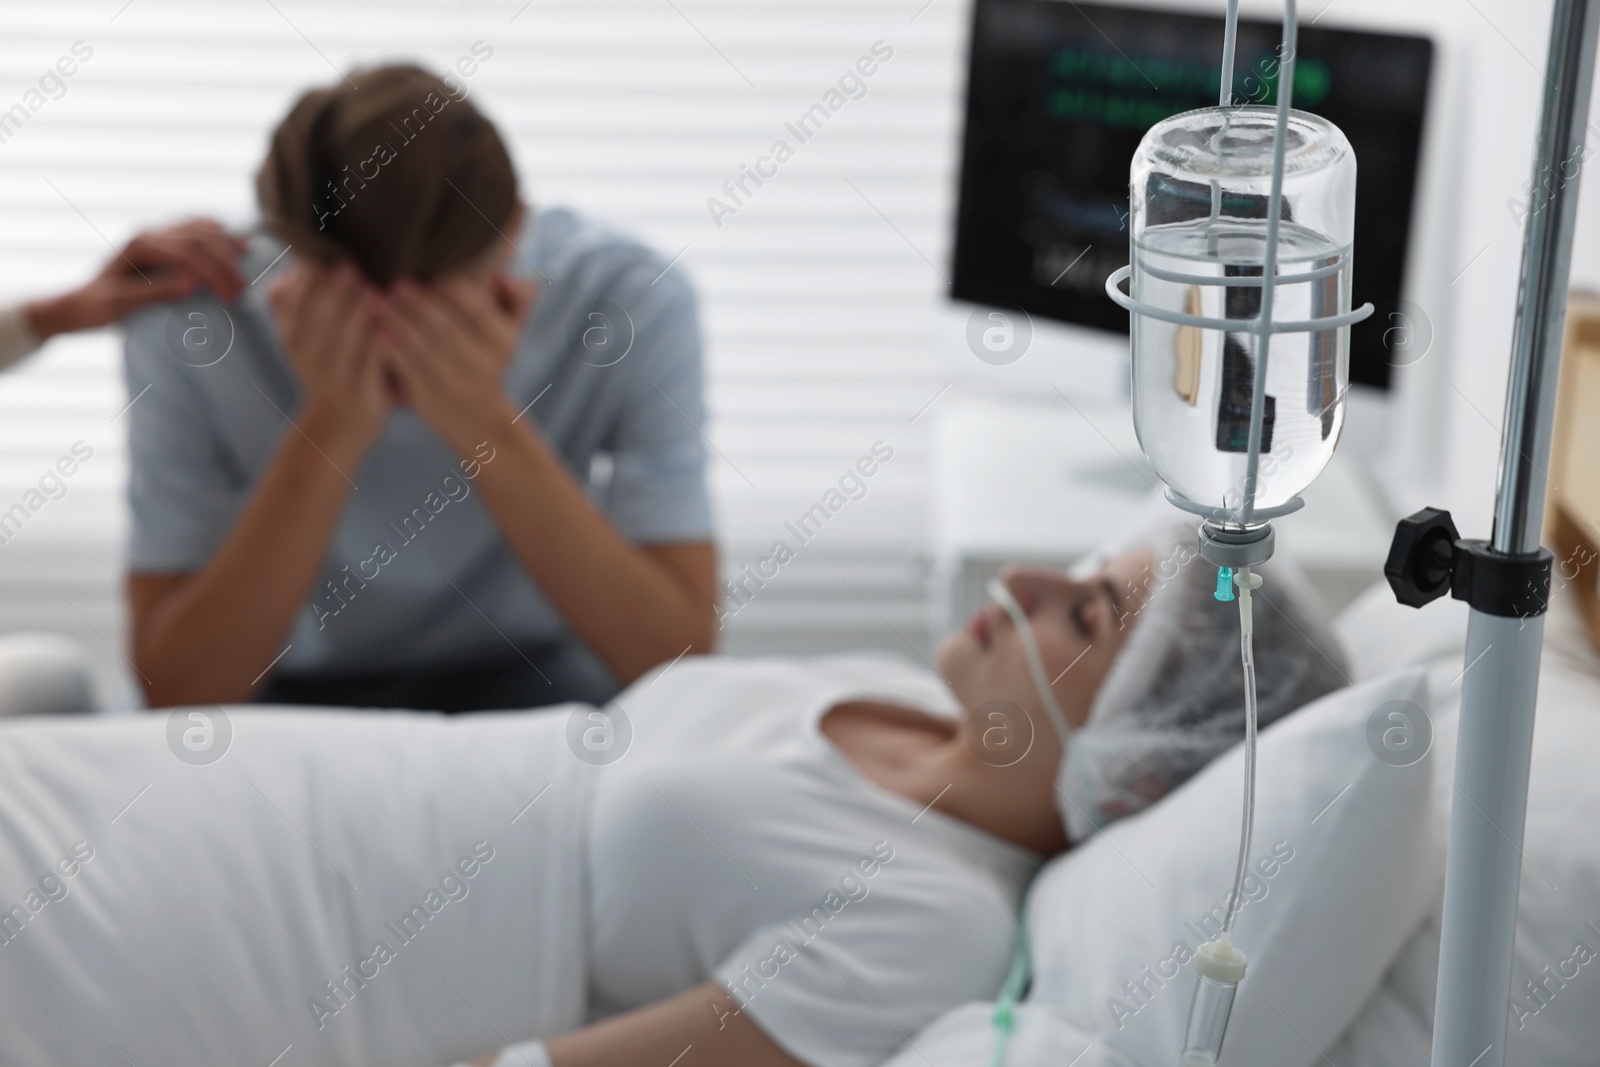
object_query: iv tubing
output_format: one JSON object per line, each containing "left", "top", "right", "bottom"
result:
{"left": 989, "top": 925, "right": 1031, "bottom": 1067}
{"left": 1180, "top": 566, "right": 1262, "bottom": 1066}
{"left": 1222, "top": 566, "right": 1262, "bottom": 936}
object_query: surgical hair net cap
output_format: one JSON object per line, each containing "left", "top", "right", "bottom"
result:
{"left": 1057, "top": 494, "right": 1351, "bottom": 843}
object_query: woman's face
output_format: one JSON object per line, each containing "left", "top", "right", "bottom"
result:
{"left": 936, "top": 548, "right": 1157, "bottom": 742}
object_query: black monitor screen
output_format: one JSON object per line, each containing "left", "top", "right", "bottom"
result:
{"left": 950, "top": 0, "right": 1433, "bottom": 390}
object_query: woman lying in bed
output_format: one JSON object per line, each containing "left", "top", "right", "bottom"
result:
{"left": 462, "top": 521, "right": 1347, "bottom": 1067}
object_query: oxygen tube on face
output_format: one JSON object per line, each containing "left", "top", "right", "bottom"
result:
{"left": 985, "top": 577, "right": 1074, "bottom": 746}
{"left": 1181, "top": 564, "right": 1262, "bottom": 1065}
{"left": 989, "top": 923, "right": 1031, "bottom": 1067}
{"left": 981, "top": 577, "right": 1074, "bottom": 1067}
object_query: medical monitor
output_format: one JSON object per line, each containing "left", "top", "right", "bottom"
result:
{"left": 951, "top": 0, "right": 1433, "bottom": 391}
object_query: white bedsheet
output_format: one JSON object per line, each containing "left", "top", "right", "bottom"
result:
{"left": 0, "top": 706, "right": 595, "bottom": 1067}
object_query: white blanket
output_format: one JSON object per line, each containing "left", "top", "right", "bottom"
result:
{"left": 0, "top": 706, "right": 595, "bottom": 1067}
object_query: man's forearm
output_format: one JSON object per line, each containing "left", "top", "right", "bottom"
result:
{"left": 132, "top": 422, "right": 362, "bottom": 706}
{"left": 468, "top": 414, "right": 715, "bottom": 684}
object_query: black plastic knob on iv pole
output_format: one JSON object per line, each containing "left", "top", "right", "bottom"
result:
{"left": 1381, "top": 1, "right": 1600, "bottom": 1064}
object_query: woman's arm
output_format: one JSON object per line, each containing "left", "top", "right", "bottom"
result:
{"left": 25, "top": 218, "right": 246, "bottom": 344}
{"left": 2, "top": 218, "right": 245, "bottom": 373}
{"left": 129, "top": 264, "right": 391, "bottom": 707}
{"left": 468, "top": 981, "right": 805, "bottom": 1067}
{"left": 379, "top": 277, "right": 719, "bottom": 684}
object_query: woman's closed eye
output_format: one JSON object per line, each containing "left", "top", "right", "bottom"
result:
{"left": 1069, "top": 599, "right": 1093, "bottom": 639}
{"left": 1070, "top": 580, "right": 1119, "bottom": 639}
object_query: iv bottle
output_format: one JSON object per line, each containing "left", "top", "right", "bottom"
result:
{"left": 1127, "top": 106, "right": 1356, "bottom": 519}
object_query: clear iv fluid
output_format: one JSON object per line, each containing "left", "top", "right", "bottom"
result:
{"left": 1130, "top": 217, "right": 1350, "bottom": 514}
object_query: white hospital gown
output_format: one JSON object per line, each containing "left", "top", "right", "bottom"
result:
{"left": 587, "top": 654, "right": 1040, "bottom": 1067}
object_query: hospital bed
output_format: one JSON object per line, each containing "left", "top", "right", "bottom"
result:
{"left": 0, "top": 310, "right": 1598, "bottom": 1065}
{"left": 2, "top": 530, "right": 1593, "bottom": 1067}
{"left": 4, "top": 578, "right": 1596, "bottom": 1067}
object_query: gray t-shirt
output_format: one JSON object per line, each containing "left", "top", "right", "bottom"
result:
{"left": 123, "top": 206, "right": 712, "bottom": 677}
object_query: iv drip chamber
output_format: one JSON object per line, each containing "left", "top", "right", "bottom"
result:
{"left": 1181, "top": 935, "right": 1249, "bottom": 1066}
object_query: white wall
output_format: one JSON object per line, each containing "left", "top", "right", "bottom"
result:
{"left": 1361, "top": 0, "right": 1600, "bottom": 539}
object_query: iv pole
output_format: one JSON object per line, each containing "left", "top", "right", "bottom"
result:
{"left": 1411, "top": 1, "right": 1600, "bottom": 1064}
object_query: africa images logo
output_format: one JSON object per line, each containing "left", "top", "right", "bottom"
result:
{"left": 165, "top": 707, "right": 232, "bottom": 766}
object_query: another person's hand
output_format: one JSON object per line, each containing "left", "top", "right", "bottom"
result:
{"left": 269, "top": 261, "right": 391, "bottom": 462}
{"left": 375, "top": 274, "right": 538, "bottom": 457}
{"left": 24, "top": 218, "right": 247, "bottom": 340}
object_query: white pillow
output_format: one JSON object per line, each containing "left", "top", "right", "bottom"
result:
{"left": 1024, "top": 667, "right": 1436, "bottom": 1067}
{"left": 1334, "top": 579, "right": 1471, "bottom": 683}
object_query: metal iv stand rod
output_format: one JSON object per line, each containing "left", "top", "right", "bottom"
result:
{"left": 1425, "top": 1, "right": 1600, "bottom": 1064}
